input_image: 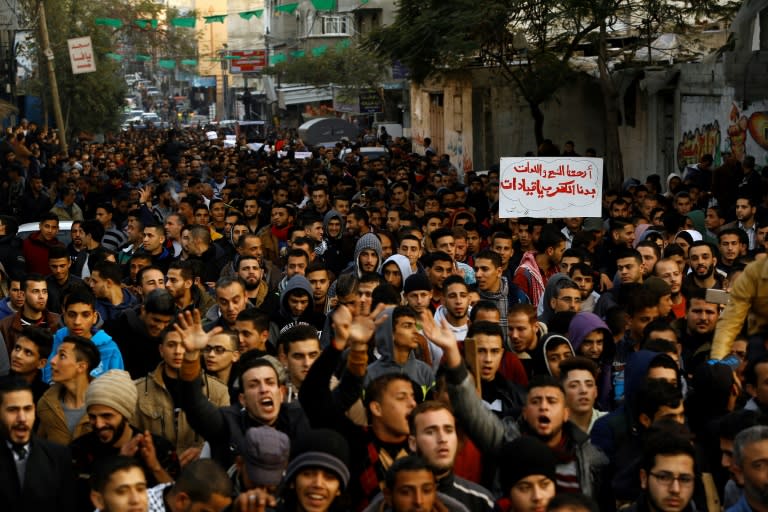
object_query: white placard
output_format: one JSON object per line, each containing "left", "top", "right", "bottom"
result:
{"left": 498, "top": 157, "right": 603, "bottom": 218}
{"left": 67, "top": 37, "right": 96, "bottom": 74}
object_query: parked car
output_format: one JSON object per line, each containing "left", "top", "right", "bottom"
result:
{"left": 16, "top": 220, "right": 73, "bottom": 246}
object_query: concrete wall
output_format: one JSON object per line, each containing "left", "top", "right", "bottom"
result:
{"left": 676, "top": 60, "right": 768, "bottom": 168}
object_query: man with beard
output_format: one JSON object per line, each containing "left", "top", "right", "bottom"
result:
{"left": 71, "top": 370, "right": 177, "bottom": 512}
{"left": 242, "top": 196, "right": 261, "bottom": 234}
{"left": 0, "top": 377, "right": 76, "bottom": 512}
{"left": 433, "top": 276, "right": 470, "bottom": 342}
{"left": 164, "top": 260, "right": 215, "bottom": 315}
{"left": 631, "top": 430, "right": 697, "bottom": 512}
{"left": 424, "top": 314, "right": 607, "bottom": 497}
{"left": 674, "top": 288, "right": 719, "bottom": 373}
{"left": 723, "top": 426, "right": 768, "bottom": 512}
{"left": 258, "top": 202, "right": 295, "bottom": 265}
{"left": 408, "top": 401, "right": 495, "bottom": 512}
{"left": 722, "top": 195, "right": 759, "bottom": 251}
{"left": 682, "top": 241, "right": 724, "bottom": 296}
{"left": 655, "top": 258, "right": 686, "bottom": 320}
{"left": 237, "top": 256, "right": 278, "bottom": 313}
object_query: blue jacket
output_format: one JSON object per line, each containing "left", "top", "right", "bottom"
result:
{"left": 0, "top": 297, "right": 15, "bottom": 321}
{"left": 726, "top": 495, "right": 752, "bottom": 512}
{"left": 42, "top": 327, "right": 124, "bottom": 383}
{"left": 95, "top": 288, "right": 139, "bottom": 328}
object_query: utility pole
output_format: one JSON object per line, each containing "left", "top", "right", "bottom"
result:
{"left": 38, "top": 1, "right": 67, "bottom": 153}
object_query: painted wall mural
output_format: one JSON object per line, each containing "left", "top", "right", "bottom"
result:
{"left": 678, "top": 95, "right": 768, "bottom": 169}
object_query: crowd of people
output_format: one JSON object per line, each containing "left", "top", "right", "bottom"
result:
{"left": 0, "top": 121, "right": 766, "bottom": 512}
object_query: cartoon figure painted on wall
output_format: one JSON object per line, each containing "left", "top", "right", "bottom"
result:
{"left": 746, "top": 110, "right": 768, "bottom": 151}
{"left": 727, "top": 103, "right": 748, "bottom": 161}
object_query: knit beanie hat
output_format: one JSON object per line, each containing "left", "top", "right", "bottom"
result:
{"left": 85, "top": 370, "right": 137, "bottom": 422}
{"left": 499, "top": 437, "right": 558, "bottom": 491}
{"left": 243, "top": 426, "right": 290, "bottom": 487}
{"left": 284, "top": 429, "right": 351, "bottom": 490}
{"left": 403, "top": 273, "right": 432, "bottom": 294}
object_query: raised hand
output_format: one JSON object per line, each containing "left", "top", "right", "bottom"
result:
{"left": 421, "top": 310, "right": 461, "bottom": 367}
{"left": 331, "top": 304, "right": 353, "bottom": 351}
{"left": 174, "top": 309, "right": 222, "bottom": 354}
{"left": 331, "top": 302, "right": 388, "bottom": 351}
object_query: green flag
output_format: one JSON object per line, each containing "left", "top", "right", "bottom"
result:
{"left": 336, "top": 39, "right": 351, "bottom": 50}
{"left": 204, "top": 15, "right": 227, "bottom": 24}
{"left": 134, "top": 19, "right": 158, "bottom": 29}
{"left": 95, "top": 18, "right": 122, "bottom": 28}
{"left": 311, "top": 0, "right": 336, "bottom": 10}
{"left": 171, "top": 17, "right": 196, "bottom": 28}
{"left": 291, "top": 50, "right": 305, "bottom": 58}
{"left": 135, "top": 54, "right": 151, "bottom": 62}
{"left": 275, "top": 3, "right": 299, "bottom": 14}
{"left": 106, "top": 53, "right": 123, "bottom": 61}
{"left": 239, "top": 10, "right": 264, "bottom": 20}
{"left": 181, "top": 59, "right": 197, "bottom": 66}
{"left": 312, "top": 45, "right": 327, "bottom": 57}
{"left": 158, "top": 59, "right": 176, "bottom": 69}
{"left": 269, "top": 53, "right": 286, "bottom": 65}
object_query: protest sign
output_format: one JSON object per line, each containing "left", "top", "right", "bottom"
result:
{"left": 498, "top": 157, "right": 603, "bottom": 218}
{"left": 68, "top": 37, "right": 96, "bottom": 74}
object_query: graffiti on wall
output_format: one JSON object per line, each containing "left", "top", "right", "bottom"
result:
{"left": 678, "top": 99, "right": 768, "bottom": 169}
{"left": 677, "top": 121, "right": 721, "bottom": 169}
{"left": 446, "top": 132, "right": 473, "bottom": 172}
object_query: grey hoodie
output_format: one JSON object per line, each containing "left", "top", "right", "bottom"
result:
{"left": 380, "top": 254, "right": 413, "bottom": 292}
{"left": 538, "top": 273, "right": 578, "bottom": 324}
{"left": 366, "top": 306, "right": 435, "bottom": 399}
{"left": 352, "top": 232, "right": 383, "bottom": 277}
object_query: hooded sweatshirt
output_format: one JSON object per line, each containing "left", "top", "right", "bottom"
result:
{"left": 590, "top": 349, "right": 663, "bottom": 502}
{"left": 316, "top": 210, "right": 346, "bottom": 274}
{"left": 666, "top": 172, "right": 682, "bottom": 196}
{"left": 366, "top": 307, "right": 435, "bottom": 399}
{"left": 531, "top": 333, "right": 575, "bottom": 377}
{"left": 96, "top": 288, "right": 140, "bottom": 329}
{"left": 42, "top": 326, "right": 124, "bottom": 383}
{"left": 269, "top": 275, "right": 324, "bottom": 343}
{"left": 352, "top": 232, "right": 383, "bottom": 277}
{"left": 380, "top": 254, "right": 413, "bottom": 292}
{"left": 568, "top": 312, "right": 615, "bottom": 409}
{"left": 537, "top": 274, "right": 577, "bottom": 325}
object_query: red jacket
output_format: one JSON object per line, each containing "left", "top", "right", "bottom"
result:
{"left": 22, "top": 232, "right": 64, "bottom": 275}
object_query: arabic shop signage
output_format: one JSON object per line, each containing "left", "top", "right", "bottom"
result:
{"left": 68, "top": 37, "right": 96, "bottom": 75}
{"left": 498, "top": 157, "right": 603, "bottom": 218}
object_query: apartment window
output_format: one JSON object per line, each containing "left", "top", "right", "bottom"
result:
{"left": 323, "top": 16, "right": 350, "bottom": 36}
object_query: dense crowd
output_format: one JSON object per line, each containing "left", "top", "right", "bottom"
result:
{"left": 0, "top": 121, "right": 766, "bottom": 512}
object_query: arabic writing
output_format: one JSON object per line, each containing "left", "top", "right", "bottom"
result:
{"left": 498, "top": 157, "right": 603, "bottom": 218}
{"left": 510, "top": 162, "right": 594, "bottom": 180}
{"left": 68, "top": 37, "right": 96, "bottom": 74}
{"left": 500, "top": 177, "right": 597, "bottom": 199}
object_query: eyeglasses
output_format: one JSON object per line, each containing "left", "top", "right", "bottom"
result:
{"left": 203, "top": 346, "right": 236, "bottom": 355}
{"left": 649, "top": 471, "right": 695, "bottom": 486}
